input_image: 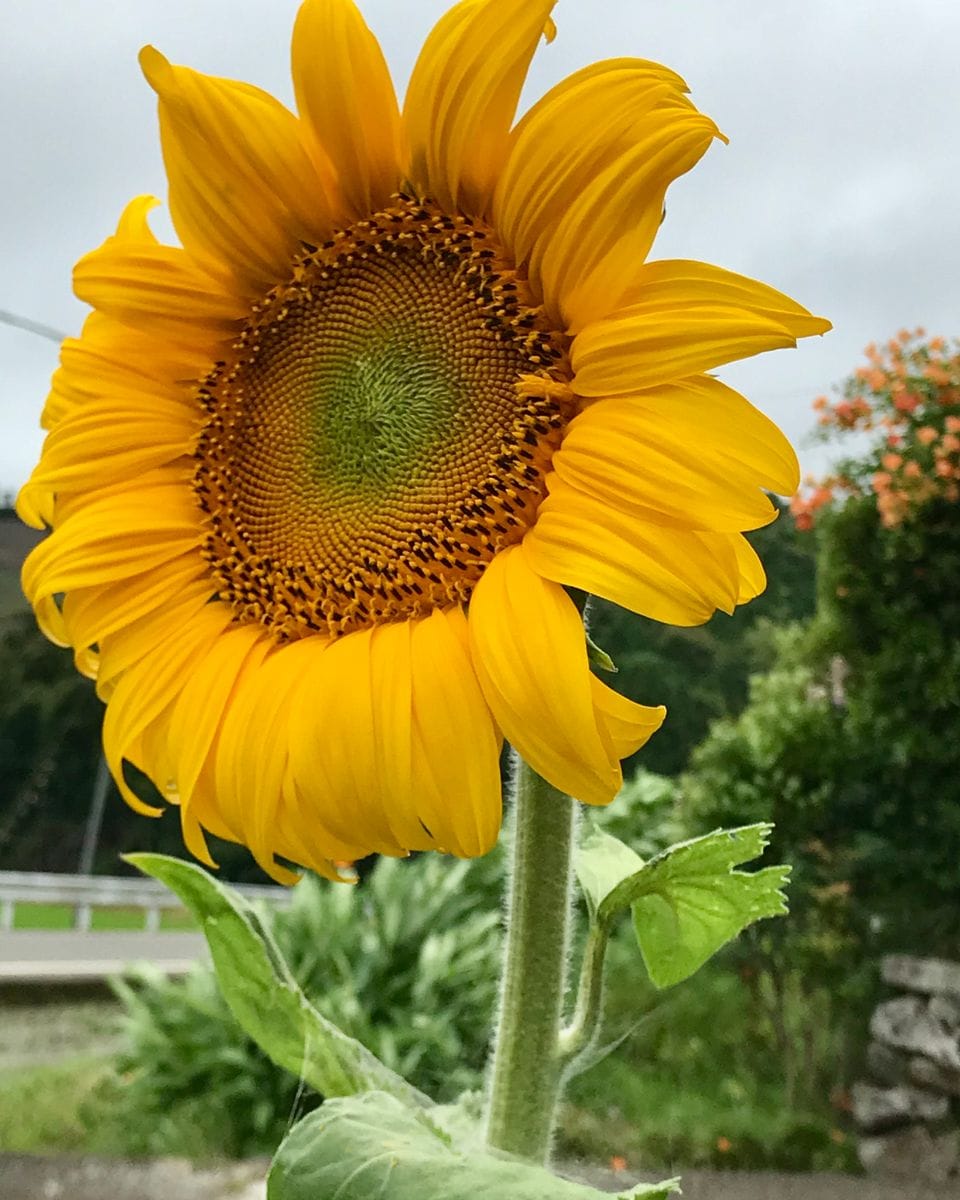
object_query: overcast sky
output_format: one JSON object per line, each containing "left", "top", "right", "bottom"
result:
{"left": 2, "top": 0, "right": 958, "bottom": 498}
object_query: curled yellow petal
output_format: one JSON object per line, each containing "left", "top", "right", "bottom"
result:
{"left": 404, "top": 0, "right": 557, "bottom": 215}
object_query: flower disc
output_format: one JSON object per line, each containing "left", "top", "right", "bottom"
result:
{"left": 195, "top": 198, "right": 573, "bottom": 638}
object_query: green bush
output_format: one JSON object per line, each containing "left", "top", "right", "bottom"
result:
{"left": 111, "top": 854, "right": 502, "bottom": 1157}
{"left": 562, "top": 955, "right": 856, "bottom": 1173}
{"left": 813, "top": 495, "right": 960, "bottom": 951}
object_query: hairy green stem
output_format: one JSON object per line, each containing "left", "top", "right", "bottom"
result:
{"left": 558, "top": 921, "right": 608, "bottom": 1064}
{"left": 485, "top": 757, "right": 576, "bottom": 1163}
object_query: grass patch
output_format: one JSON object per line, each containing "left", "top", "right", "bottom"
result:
{"left": 0, "top": 1058, "right": 118, "bottom": 1153}
{"left": 12, "top": 903, "right": 196, "bottom": 932}
{"left": 560, "top": 946, "right": 858, "bottom": 1174}
{"left": 0, "top": 1056, "right": 224, "bottom": 1158}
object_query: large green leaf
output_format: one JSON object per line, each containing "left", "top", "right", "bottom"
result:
{"left": 126, "top": 853, "right": 428, "bottom": 1108}
{"left": 268, "top": 1091, "right": 679, "bottom": 1200}
{"left": 575, "top": 824, "right": 789, "bottom": 988}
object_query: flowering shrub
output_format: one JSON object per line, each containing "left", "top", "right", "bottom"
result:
{"left": 792, "top": 329, "right": 960, "bottom": 529}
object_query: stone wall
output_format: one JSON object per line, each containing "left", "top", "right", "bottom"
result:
{"left": 853, "top": 955, "right": 960, "bottom": 1185}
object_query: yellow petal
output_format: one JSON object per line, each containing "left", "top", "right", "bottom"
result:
{"left": 27, "top": 398, "right": 197, "bottom": 495}
{"left": 102, "top": 603, "right": 235, "bottom": 815}
{"left": 40, "top": 311, "right": 205, "bottom": 434}
{"left": 22, "top": 482, "right": 201, "bottom": 621}
{"left": 285, "top": 633, "right": 412, "bottom": 857}
{"left": 140, "top": 46, "right": 334, "bottom": 294}
{"left": 551, "top": 392, "right": 783, "bottom": 532}
{"left": 61, "top": 551, "right": 210, "bottom": 660}
{"left": 408, "top": 607, "right": 503, "bottom": 856}
{"left": 584, "top": 374, "right": 799, "bottom": 494}
{"left": 74, "top": 198, "right": 246, "bottom": 349}
{"left": 212, "top": 638, "right": 328, "bottom": 880}
{"left": 58, "top": 311, "right": 206, "bottom": 398}
{"left": 404, "top": 0, "right": 556, "bottom": 216}
{"left": 734, "top": 536, "right": 767, "bottom": 604}
{"left": 538, "top": 111, "right": 720, "bottom": 331}
{"left": 495, "top": 63, "right": 693, "bottom": 280}
{"left": 590, "top": 676, "right": 666, "bottom": 764}
{"left": 525, "top": 474, "right": 747, "bottom": 625}
{"left": 292, "top": 0, "right": 402, "bottom": 216}
{"left": 469, "top": 544, "right": 643, "bottom": 805}
{"left": 572, "top": 261, "right": 832, "bottom": 395}
{"left": 166, "top": 623, "right": 270, "bottom": 814}
{"left": 96, "top": 579, "right": 217, "bottom": 699}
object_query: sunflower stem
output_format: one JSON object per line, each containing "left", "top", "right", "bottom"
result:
{"left": 485, "top": 755, "right": 576, "bottom": 1163}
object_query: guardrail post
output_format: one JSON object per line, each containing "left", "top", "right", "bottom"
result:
{"left": 145, "top": 906, "right": 161, "bottom": 933}
{"left": 75, "top": 903, "right": 92, "bottom": 932}
{"left": 0, "top": 900, "right": 13, "bottom": 932}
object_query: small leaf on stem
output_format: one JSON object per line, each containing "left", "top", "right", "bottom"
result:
{"left": 574, "top": 823, "right": 790, "bottom": 988}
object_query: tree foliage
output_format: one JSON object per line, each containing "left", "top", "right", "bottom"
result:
{"left": 684, "top": 333, "right": 960, "bottom": 959}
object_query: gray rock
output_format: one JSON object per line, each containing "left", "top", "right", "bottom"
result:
{"left": 909, "top": 1053, "right": 960, "bottom": 1098}
{"left": 852, "top": 1082, "right": 949, "bottom": 1132}
{"left": 871, "top": 996, "right": 960, "bottom": 1071}
{"left": 859, "top": 1125, "right": 960, "bottom": 1183}
{"left": 866, "top": 1040, "right": 911, "bottom": 1086}
{"left": 882, "top": 955, "right": 960, "bottom": 999}
{"left": 929, "top": 993, "right": 960, "bottom": 1032}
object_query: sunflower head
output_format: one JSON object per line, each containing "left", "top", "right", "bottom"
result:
{"left": 18, "top": 0, "right": 829, "bottom": 881}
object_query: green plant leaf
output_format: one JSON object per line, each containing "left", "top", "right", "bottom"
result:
{"left": 267, "top": 1091, "right": 679, "bottom": 1200}
{"left": 126, "top": 853, "right": 429, "bottom": 1109}
{"left": 619, "top": 1183, "right": 682, "bottom": 1200}
{"left": 575, "top": 826, "right": 645, "bottom": 920}
{"left": 575, "top": 824, "right": 790, "bottom": 988}
{"left": 586, "top": 629, "right": 618, "bottom": 674}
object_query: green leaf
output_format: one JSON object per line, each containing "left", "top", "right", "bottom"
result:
{"left": 268, "top": 1091, "right": 679, "bottom": 1200}
{"left": 575, "top": 826, "right": 645, "bottom": 920}
{"left": 585, "top": 630, "right": 618, "bottom": 674}
{"left": 575, "top": 824, "right": 790, "bottom": 989}
{"left": 126, "top": 853, "right": 428, "bottom": 1109}
{"left": 619, "top": 1183, "right": 682, "bottom": 1200}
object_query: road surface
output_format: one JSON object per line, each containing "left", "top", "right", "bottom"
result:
{"left": 0, "top": 930, "right": 208, "bottom": 983}
{"left": 1, "top": 1156, "right": 957, "bottom": 1200}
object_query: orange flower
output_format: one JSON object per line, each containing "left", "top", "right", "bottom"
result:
{"left": 892, "top": 391, "right": 920, "bottom": 414}
{"left": 881, "top": 452, "right": 902, "bottom": 471}
{"left": 945, "top": 415, "right": 960, "bottom": 434}
{"left": 916, "top": 426, "right": 939, "bottom": 445}
{"left": 609, "top": 1156, "right": 628, "bottom": 1174}
{"left": 903, "top": 461, "right": 922, "bottom": 479}
{"left": 716, "top": 1136, "right": 732, "bottom": 1154}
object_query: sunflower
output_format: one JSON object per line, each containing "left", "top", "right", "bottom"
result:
{"left": 18, "top": 0, "right": 829, "bottom": 881}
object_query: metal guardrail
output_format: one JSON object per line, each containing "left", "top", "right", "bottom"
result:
{"left": 0, "top": 870, "right": 291, "bottom": 933}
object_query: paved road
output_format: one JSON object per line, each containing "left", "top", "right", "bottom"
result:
{"left": 2, "top": 1157, "right": 956, "bottom": 1200}
{"left": 0, "top": 930, "right": 208, "bottom": 982}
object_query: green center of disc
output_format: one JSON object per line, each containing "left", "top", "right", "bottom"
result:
{"left": 310, "top": 328, "right": 463, "bottom": 494}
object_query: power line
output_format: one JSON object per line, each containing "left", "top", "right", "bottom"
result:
{"left": 0, "top": 308, "right": 66, "bottom": 344}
